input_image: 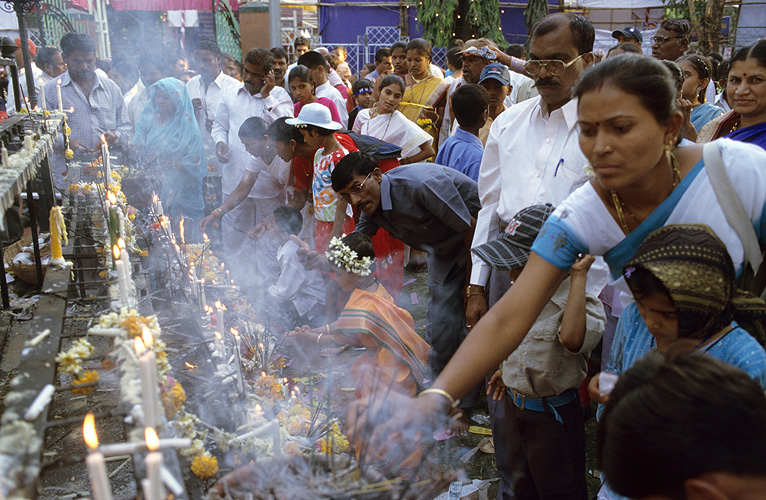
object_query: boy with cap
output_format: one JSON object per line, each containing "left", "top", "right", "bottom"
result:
{"left": 435, "top": 83, "right": 487, "bottom": 181}
{"left": 611, "top": 26, "right": 643, "bottom": 48}
{"left": 478, "top": 63, "right": 512, "bottom": 145}
{"left": 473, "top": 203, "right": 605, "bottom": 500}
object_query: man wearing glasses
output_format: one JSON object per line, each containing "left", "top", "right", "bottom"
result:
{"left": 651, "top": 18, "right": 691, "bottom": 61}
{"left": 465, "top": 12, "right": 608, "bottom": 499}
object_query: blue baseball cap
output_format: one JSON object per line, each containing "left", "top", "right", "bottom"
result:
{"left": 478, "top": 63, "right": 511, "bottom": 87}
{"left": 612, "top": 26, "right": 643, "bottom": 43}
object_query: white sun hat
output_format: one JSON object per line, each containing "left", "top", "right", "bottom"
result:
{"left": 285, "top": 102, "right": 343, "bottom": 130}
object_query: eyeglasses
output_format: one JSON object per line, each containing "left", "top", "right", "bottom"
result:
{"left": 650, "top": 35, "right": 682, "bottom": 45}
{"left": 339, "top": 172, "right": 372, "bottom": 202}
{"left": 524, "top": 53, "right": 585, "bottom": 77}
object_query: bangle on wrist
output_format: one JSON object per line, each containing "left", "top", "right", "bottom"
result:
{"left": 316, "top": 333, "right": 324, "bottom": 346}
{"left": 419, "top": 388, "right": 455, "bottom": 406}
{"left": 464, "top": 285, "right": 485, "bottom": 299}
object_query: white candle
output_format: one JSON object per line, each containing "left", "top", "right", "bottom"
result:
{"left": 24, "top": 134, "right": 32, "bottom": 153}
{"left": 24, "top": 384, "right": 55, "bottom": 421}
{"left": 231, "top": 329, "right": 245, "bottom": 394}
{"left": 135, "top": 336, "right": 159, "bottom": 429}
{"left": 113, "top": 246, "right": 128, "bottom": 306}
{"left": 199, "top": 278, "right": 207, "bottom": 310}
{"left": 216, "top": 301, "right": 224, "bottom": 332}
{"left": 101, "top": 136, "right": 111, "bottom": 185}
{"left": 213, "top": 331, "right": 224, "bottom": 359}
{"left": 2, "top": 146, "right": 9, "bottom": 168}
{"left": 96, "top": 438, "right": 192, "bottom": 457}
{"left": 56, "top": 79, "right": 63, "bottom": 112}
{"left": 271, "top": 419, "right": 281, "bottom": 456}
{"left": 83, "top": 414, "right": 114, "bottom": 500}
{"left": 189, "top": 266, "right": 198, "bottom": 299}
{"left": 144, "top": 427, "right": 165, "bottom": 500}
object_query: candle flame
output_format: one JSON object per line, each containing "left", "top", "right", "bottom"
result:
{"left": 214, "top": 331, "right": 222, "bottom": 340}
{"left": 117, "top": 237, "right": 126, "bottom": 249}
{"left": 214, "top": 300, "right": 222, "bottom": 309}
{"left": 179, "top": 217, "right": 185, "bottom": 245}
{"left": 258, "top": 343, "right": 264, "bottom": 349}
{"left": 230, "top": 327, "right": 239, "bottom": 337}
{"left": 83, "top": 413, "right": 99, "bottom": 449}
{"left": 134, "top": 336, "right": 146, "bottom": 355}
{"left": 261, "top": 371, "right": 267, "bottom": 377}
{"left": 142, "top": 326, "right": 153, "bottom": 348}
{"left": 112, "top": 245, "right": 120, "bottom": 260}
{"left": 106, "top": 191, "right": 117, "bottom": 204}
{"left": 203, "top": 233, "right": 209, "bottom": 242}
{"left": 145, "top": 427, "right": 160, "bottom": 451}
{"left": 101, "top": 134, "right": 107, "bottom": 146}
{"left": 184, "top": 362, "right": 197, "bottom": 369}
{"left": 221, "top": 303, "right": 227, "bottom": 311}
{"left": 152, "top": 194, "right": 158, "bottom": 203}
{"left": 69, "top": 106, "right": 74, "bottom": 112}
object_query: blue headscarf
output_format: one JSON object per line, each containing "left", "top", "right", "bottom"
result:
{"left": 132, "top": 77, "right": 206, "bottom": 222}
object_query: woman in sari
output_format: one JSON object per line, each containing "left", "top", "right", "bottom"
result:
{"left": 132, "top": 77, "right": 206, "bottom": 226}
{"left": 589, "top": 224, "right": 766, "bottom": 500}
{"left": 287, "top": 233, "right": 429, "bottom": 477}
{"left": 353, "top": 74, "right": 434, "bottom": 164}
{"left": 399, "top": 38, "right": 450, "bottom": 148}
{"left": 352, "top": 54, "right": 766, "bottom": 439}
{"left": 697, "top": 40, "right": 766, "bottom": 147}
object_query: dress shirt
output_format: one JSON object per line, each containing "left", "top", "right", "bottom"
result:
{"left": 508, "top": 72, "right": 537, "bottom": 105}
{"left": 185, "top": 71, "right": 239, "bottom": 126}
{"left": 211, "top": 84, "right": 293, "bottom": 195}
{"left": 43, "top": 69, "right": 131, "bottom": 148}
{"left": 127, "top": 86, "right": 148, "bottom": 129}
{"left": 315, "top": 80, "right": 348, "bottom": 126}
{"left": 123, "top": 79, "right": 144, "bottom": 107}
{"left": 355, "top": 163, "right": 480, "bottom": 286}
{"left": 244, "top": 153, "right": 290, "bottom": 207}
{"left": 439, "top": 75, "right": 463, "bottom": 148}
{"left": 8, "top": 62, "right": 44, "bottom": 115}
{"left": 268, "top": 240, "right": 326, "bottom": 317}
{"left": 470, "top": 96, "right": 590, "bottom": 287}
{"left": 434, "top": 127, "right": 483, "bottom": 181}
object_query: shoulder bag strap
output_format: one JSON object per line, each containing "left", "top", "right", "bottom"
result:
{"left": 703, "top": 141, "right": 764, "bottom": 272}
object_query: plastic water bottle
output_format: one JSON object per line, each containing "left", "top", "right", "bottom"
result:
{"left": 448, "top": 481, "right": 461, "bottom": 500}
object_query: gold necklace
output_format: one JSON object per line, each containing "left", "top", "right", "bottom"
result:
{"left": 611, "top": 152, "right": 682, "bottom": 235}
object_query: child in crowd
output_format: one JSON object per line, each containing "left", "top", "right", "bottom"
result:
{"left": 289, "top": 65, "right": 343, "bottom": 127}
{"left": 347, "top": 78, "right": 374, "bottom": 131}
{"left": 264, "top": 206, "right": 325, "bottom": 330}
{"left": 478, "top": 63, "right": 511, "bottom": 144}
{"left": 474, "top": 203, "right": 605, "bottom": 500}
{"left": 352, "top": 74, "right": 435, "bottom": 164}
{"left": 287, "top": 232, "right": 430, "bottom": 478}
{"left": 435, "top": 84, "right": 487, "bottom": 181}
{"left": 589, "top": 223, "right": 766, "bottom": 500}
{"left": 286, "top": 103, "right": 353, "bottom": 253}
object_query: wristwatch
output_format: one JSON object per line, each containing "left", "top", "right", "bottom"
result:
{"left": 464, "top": 284, "right": 485, "bottom": 299}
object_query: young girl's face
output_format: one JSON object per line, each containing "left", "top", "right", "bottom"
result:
{"left": 633, "top": 291, "right": 679, "bottom": 346}
{"left": 356, "top": 90, "right": 373, "bottom": 109}
{"left": 290, "top": 78, "right": 314, "bottom": 104}
{"left": 407, "top": 49, "right": 430, "bottom": 79}
{"left": 377, "top": 84, "right": 402, "bottom": 114}
{"left": 332, "top": 266, "right": 362, "bottom": 291}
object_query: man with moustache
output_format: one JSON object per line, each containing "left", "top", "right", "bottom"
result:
{"left": 211, "top": 47, "right": 292, "bottom": 286}
{"left": 43, "top": 33, "right": 130, "bottom": 187}
{"left": 464, "top": 13, "right": 608, "bottom": 499}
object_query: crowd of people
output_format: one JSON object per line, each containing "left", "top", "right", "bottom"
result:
{"left": 9, "top": 13, "right": 766, "bottom": 499}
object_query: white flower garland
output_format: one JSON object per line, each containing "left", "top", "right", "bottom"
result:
{"left": 325, "top": 236, "right": 372, "bottom": 276}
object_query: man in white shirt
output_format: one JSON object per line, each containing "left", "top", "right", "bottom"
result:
{"left": 211, "top": 48, "right": 292, "bottom": 286}
{"left": 187, "top": 40, "right": 239, "bottom": 178}
{"left": 297, "top": 50, "right": 349, "bottom": 125}
{"left": 465, "top": 13, "right": 608, "bottom": 500}
{"left": 284, "top": 36, "right": 311, "bottom": 88}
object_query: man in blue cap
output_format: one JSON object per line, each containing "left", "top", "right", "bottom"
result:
{"left": 612, "top": 26, "right": 643, "bottom": 48}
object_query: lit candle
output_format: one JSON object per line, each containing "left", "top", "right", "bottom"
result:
{"left": 56, "top": 78, "right": 63, "bottom": 112}
{"left": 23, "top": 134, "right": 33, "bottom": 153}
{"left": 49, "top": 207, "right": 66, "bottom": 263}
{"left": 113, "top": 246, "right": 128, "bottom": 306}
{"left": 202, "top": 233, "right": 210, "bottom": 263}
{"left": 101, "top": 135, "right": 111, "bottom": 185}
{"left": 144, "top": 427, "right": 165, "bottom": 500}
{"left": 106, "top": 192, "right": 118, "bottom": 265}
{"left": 213, "top": 331, "right": 224, "bottom": 359}
{"left": 83, "top": 413, "right": 114, "bottom": 500}
{"left": 135, "top": 334, "right": 159, "bottom": 429}
{"left": 215, "top": 300, "right": 224, "bottom": 331}
{"left": 2, "top": 146, "right": 9, "bottom": 168}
